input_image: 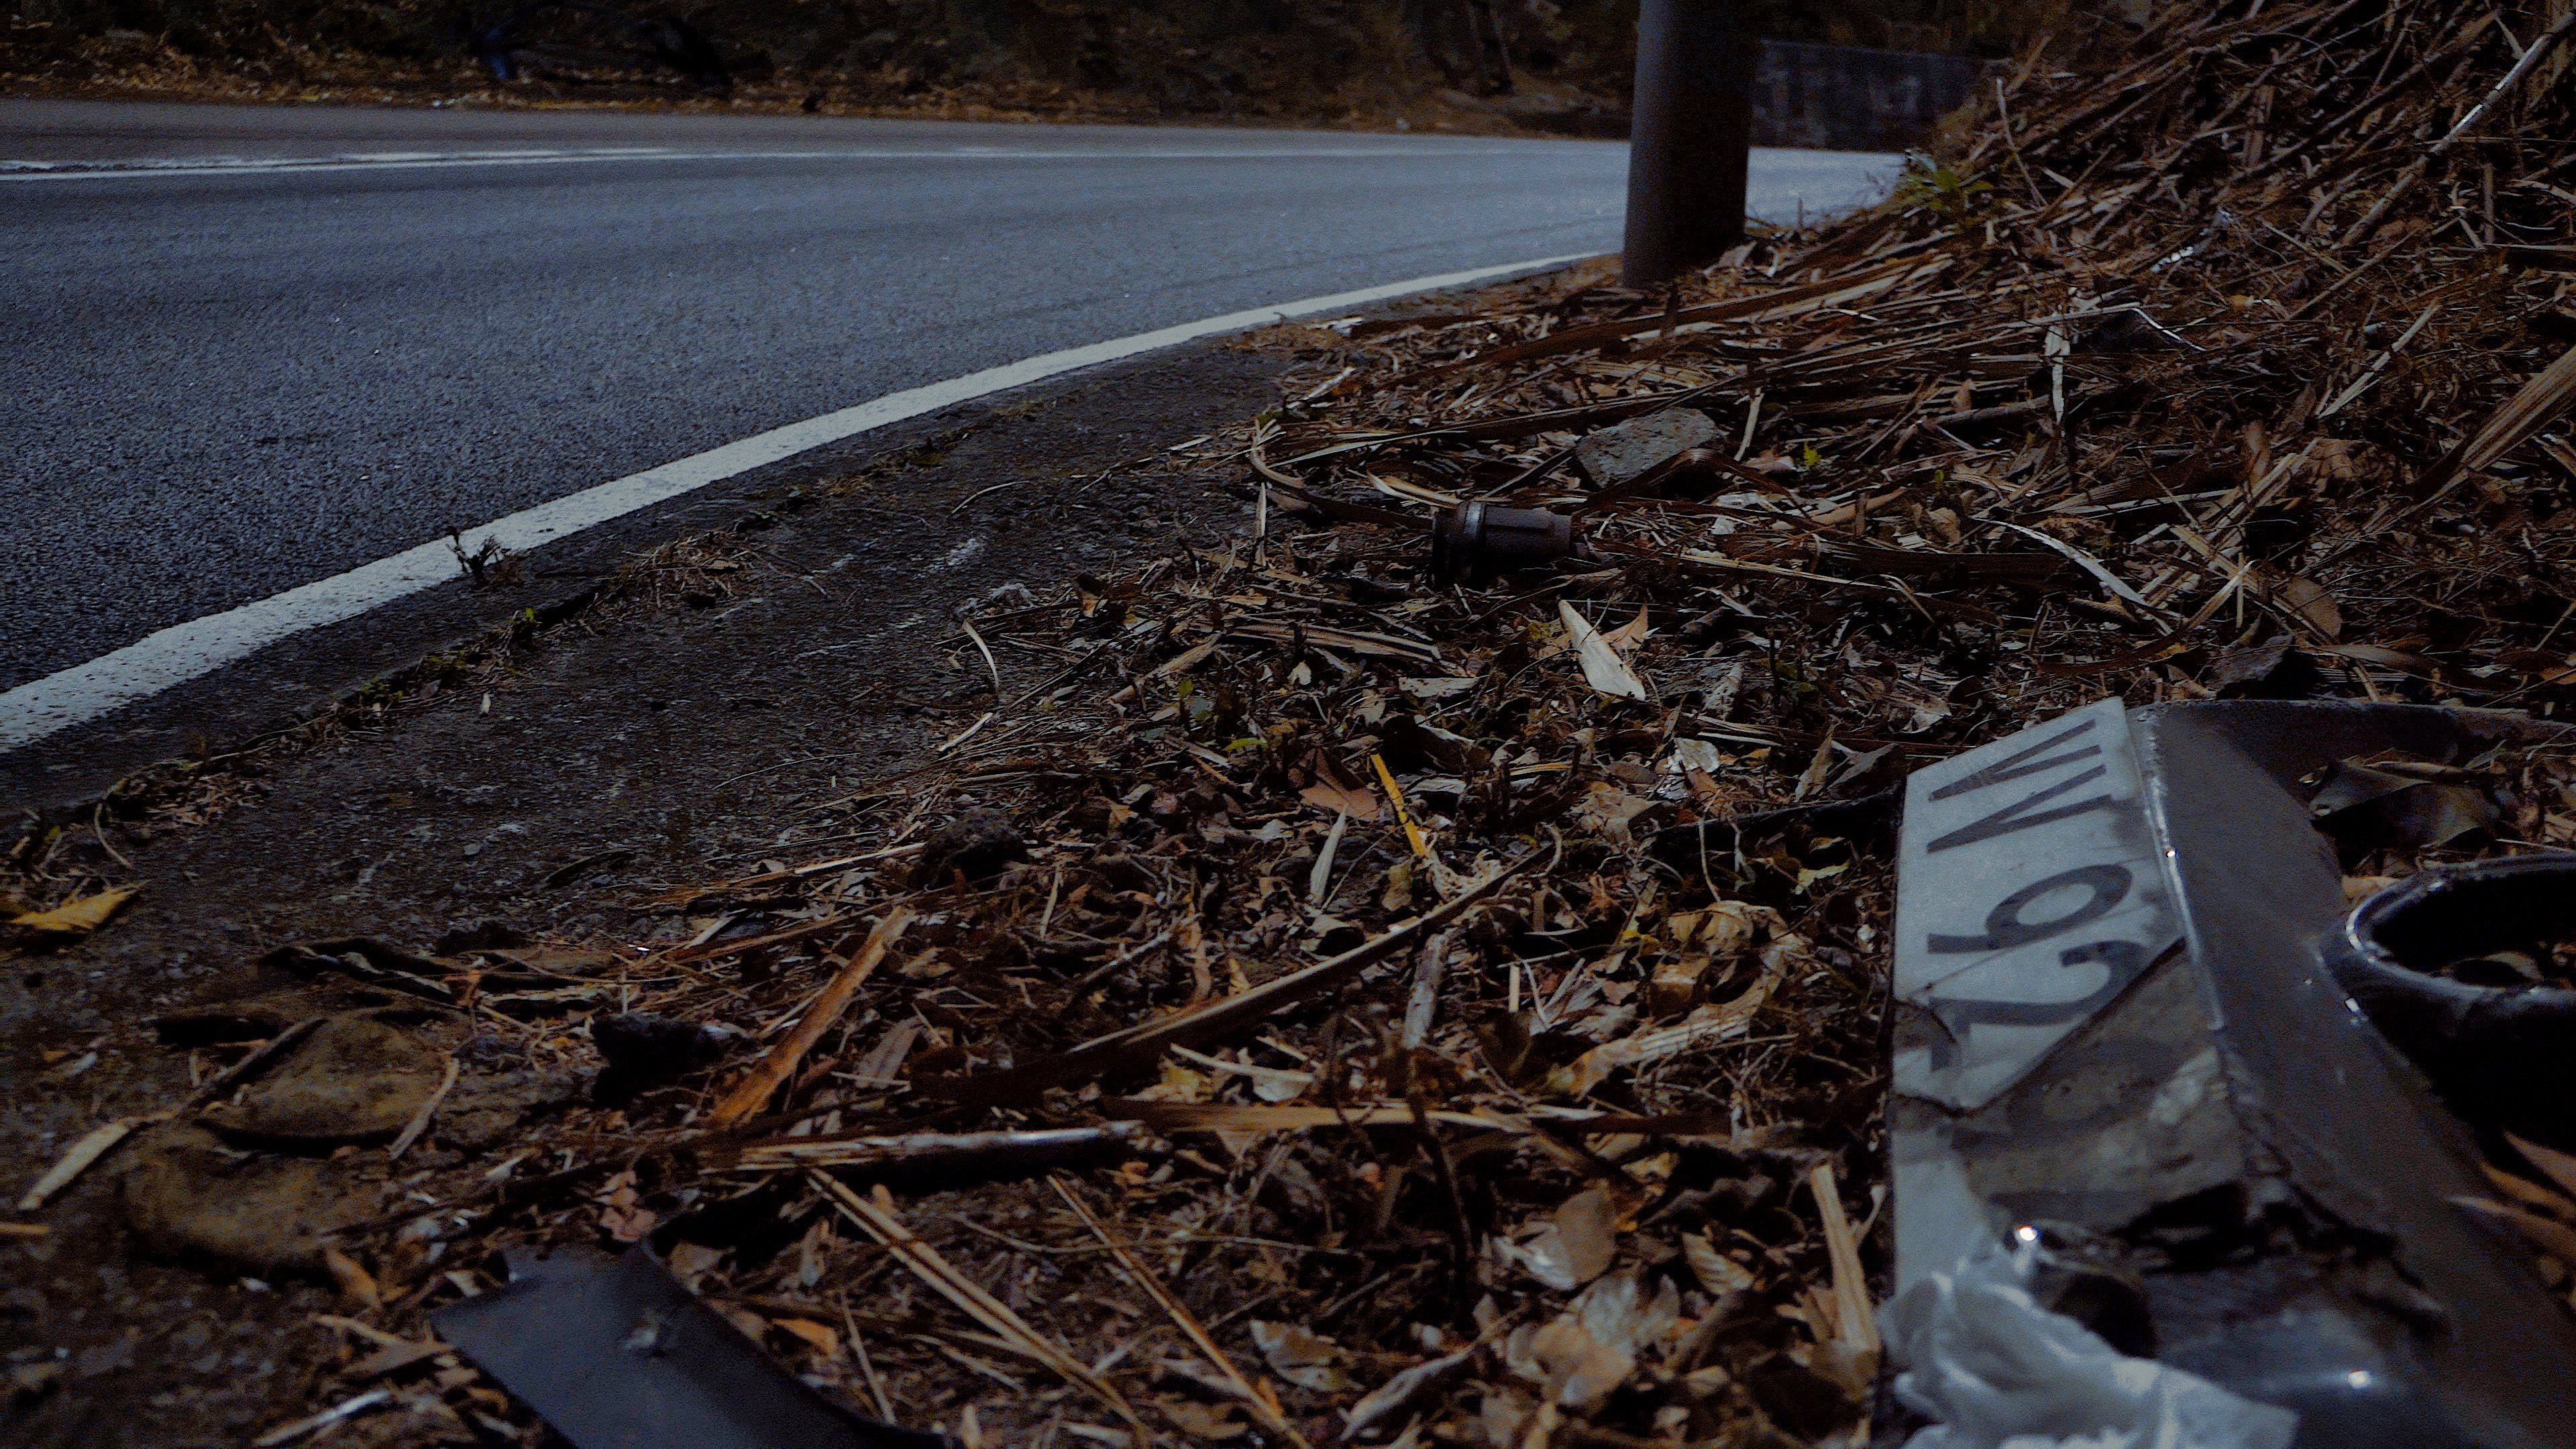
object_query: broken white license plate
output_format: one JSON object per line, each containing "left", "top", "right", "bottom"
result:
{"left": 1892, "top": 698, "right": 2184, "bottom": 1110}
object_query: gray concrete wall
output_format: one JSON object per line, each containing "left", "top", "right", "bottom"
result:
{"left": 1754, "top": 40, "right": 1988, "bottom": 152}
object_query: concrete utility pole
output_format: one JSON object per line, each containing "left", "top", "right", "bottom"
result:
{"left": 1622, "top": 0, "right": 1754, "bottom": 287}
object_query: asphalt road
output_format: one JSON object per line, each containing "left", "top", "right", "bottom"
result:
{"left": 0, "top": 99, "right": 1894, "bottom": 706}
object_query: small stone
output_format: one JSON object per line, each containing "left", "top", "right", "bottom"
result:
{"left": 1574, "top": 410, "right": 1716, "bottom": 487}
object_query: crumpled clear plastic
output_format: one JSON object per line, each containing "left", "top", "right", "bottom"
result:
{"left": 1881, "top": 1240, "right": 2300, "bottom": 1449}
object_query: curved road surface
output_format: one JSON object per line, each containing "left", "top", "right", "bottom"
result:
{"left": 0, "top": 99, "right": 1894, "bottom": 743}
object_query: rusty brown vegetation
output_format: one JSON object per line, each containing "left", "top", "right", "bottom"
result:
{"left": 1, "top": 0, "right": 2055, "bottom": 127}
{"left": 11, "top": 0, "right": 2576, "bottom": 1444}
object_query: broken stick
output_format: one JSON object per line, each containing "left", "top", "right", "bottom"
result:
{"left": 708, "top": 908, "right": 914, "bottom": 1128}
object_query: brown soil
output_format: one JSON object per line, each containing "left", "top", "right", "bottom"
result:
{"left": 0, "top": 331, "right": 1330, "bottom": 1447}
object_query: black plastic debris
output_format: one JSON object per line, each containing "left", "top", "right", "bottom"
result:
{"left": 1429, "top": 502, "right": 1574, "bottom": 584}
{"left": 2332, "top": 856, "right": 2576, "bottom": 1148}
{"left": 468, "top": 3, "right": 730, "bottom": 91}
{"left": 1887, "top": 700, "right": 2576, "bottom": 1448}
{"left": 434, "top": 1243, "right": 946, "bottom": 1449}
{"left": 436, "top": 920, "right": 531, "bottom": 955}
{"left": 2307, "top": 759, "right": 2499, "bottom": 861}
{"left": 2206, "top": 640, "right": 2322, "bottom": 699}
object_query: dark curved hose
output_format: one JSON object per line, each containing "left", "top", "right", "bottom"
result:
{"left": 2332, "top": 854, "right": 2576, "bottom": 1144}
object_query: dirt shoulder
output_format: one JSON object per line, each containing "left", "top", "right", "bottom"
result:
{"left": 1, "top": 335, "right": 1339, "bottom": 817}
{"left": 0, "top": 323, "right": 1339, "bottom": 1446}
{"left": 13, "top": 0, "right": 2574, "bottom": 1440}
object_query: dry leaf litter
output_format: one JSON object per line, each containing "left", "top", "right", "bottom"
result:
{"left": 13, "top": 0, "right": 2576, "bottom": 1443}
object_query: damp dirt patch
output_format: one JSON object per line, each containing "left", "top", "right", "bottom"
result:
{"left": 0, "top": 329, "right": 1350, "bottom": 1448}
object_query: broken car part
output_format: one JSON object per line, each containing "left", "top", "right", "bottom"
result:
{"left": 1428, "top": 502, "right": 1574, "bottom": 584}
{"left": 2331, "top": 856, "right": 2576, "bottom": 1148}
{"left": 1890, "top": 699, "right": 2576, "bottom": 1447}
{"left": 433, "top": 1243, "right": 947, "bottom": 1449}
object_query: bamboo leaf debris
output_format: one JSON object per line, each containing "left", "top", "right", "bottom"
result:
{"left": 29, "top": 3, "right": 2576, "bottom": 1443}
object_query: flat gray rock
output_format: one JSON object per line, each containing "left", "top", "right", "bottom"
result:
{"left": 1574, "top": 409, "right": 1717, "bottom": 486}
{"left": 205, "top": 1012, "right": 446, "bottom": 1145}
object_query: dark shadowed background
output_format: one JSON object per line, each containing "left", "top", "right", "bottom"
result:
{"left": 3, "top": 0, "right": 2070, "bottom": 138}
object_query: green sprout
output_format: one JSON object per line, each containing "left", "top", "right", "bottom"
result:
{"left": 1895, "top": 152, "right": 1995, "bottom": 230}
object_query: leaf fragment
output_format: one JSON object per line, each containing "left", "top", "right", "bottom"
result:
{"left": 9, "top": 885, "right": 140, "bottom": 938}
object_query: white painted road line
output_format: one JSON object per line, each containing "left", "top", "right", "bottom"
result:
{"left": 0, "top": 142, "right": 1539, "bottom": 180}
{"left": 0, "top": 250, "right": 1594, "bottom": 753}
